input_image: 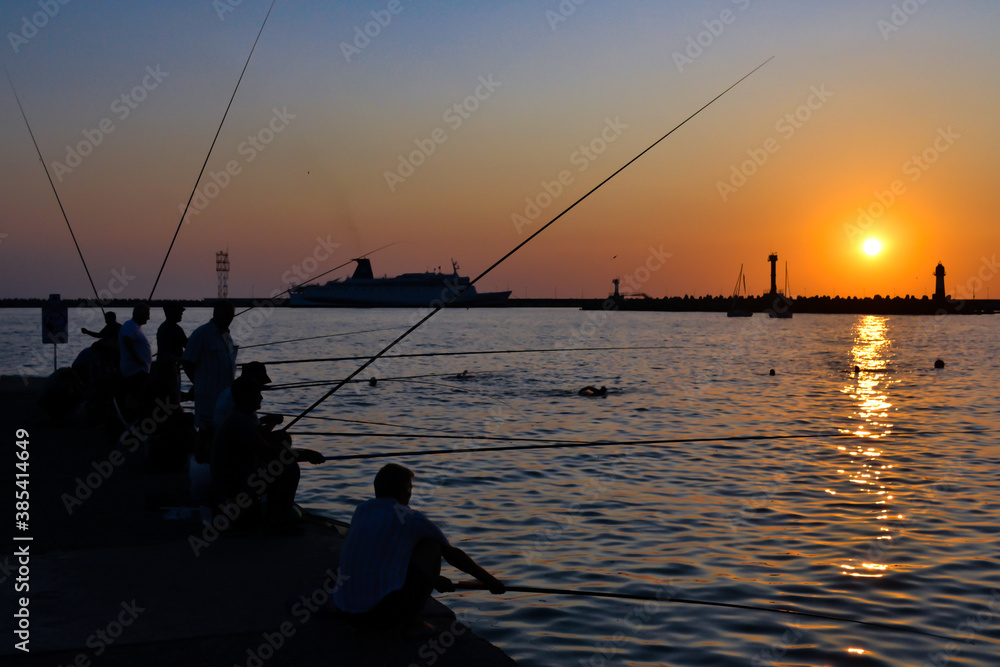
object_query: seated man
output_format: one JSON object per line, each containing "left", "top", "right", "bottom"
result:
{"left": 334, "top": 464, "right": 505, "bottom": 632}
{"left": 211, "top": 377, "right": 322, "bottom": 528}
{"left": 213, "top": 361, "right": 282, "bottom": 431}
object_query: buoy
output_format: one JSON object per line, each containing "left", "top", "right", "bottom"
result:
{"left": 933, "top": 359, "right": 945, "bottom": 369}
{"left": 769, "top": 369, "right": 775, "bottom": 376}
{"left": 369, "top": 377, "right": 377, "bottom": 386}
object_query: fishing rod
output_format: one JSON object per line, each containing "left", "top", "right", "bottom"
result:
{"left": 5, "top": 66, "right": 104, "bottom": 313}
{"left": 148, "top": 0, "right": 276, "bottom": 301}
{"left": 301, "top": 427, "right": 996, "bottom": 461}
{"left": 263, "top": 344, "right": 682, "bottom": 366}
{"left": 237, "top": 326, "right": 403, "bottom": 350}
{"left": 282, "top": 58, "right": 774, "bottom": 430}
{"left": 233, "top": 241, "right": 400, "bottom": 318}
{"left": 451, "top": 582, "right": 953, "bottom": 641}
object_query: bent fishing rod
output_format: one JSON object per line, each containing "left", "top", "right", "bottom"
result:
{"left": 5, "top": 66, "right": 104, "bottom": 313}
{"left": 283, "top": 57, "right": 774, "bottom": 430}
{"left": 148, "top": 0, "right": 276, "bottom": 301}
{"left": 299, "top": 427, "right": 996, "bottom": 461}
{"left": 451, "top": 582, "right": 953, "bottom": 641}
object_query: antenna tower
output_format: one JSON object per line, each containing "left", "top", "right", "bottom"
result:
{"left": 216, "top": 250, "right": 230, "bottom": 299}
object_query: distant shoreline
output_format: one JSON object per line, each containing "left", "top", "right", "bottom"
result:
{"left": 2, "top": 295, "right": 996, "bottom": 315}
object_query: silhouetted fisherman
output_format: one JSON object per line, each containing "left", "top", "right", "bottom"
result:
{"left": 211, "top": 377, "right": 323, "bottom": 529}
{"left": 118, "top": 304, "right": 152, "bottom": 415}
{"left": 81, "top": 311, "right": 121, "bottom": 376}
{"left": 82, "top": 311, "right": 121, "bottom": 340}
{"left": 183, "top": 300, "right": 237, "bottom": 438}
{"left": 213, "top": 361, "right": 282, "bottom": 431}
{"left": 334, "top": 464, "right": 505, "bottom": 634}
{"left": 578, "top": 385, "right": 607, "bottom": 396}
{"left": 157, "top": 304, "right": 187, "bottom": 405}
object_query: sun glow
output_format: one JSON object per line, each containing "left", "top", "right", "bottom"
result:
{"left": 863, "top": 239, "right": 882, "bottom": 256}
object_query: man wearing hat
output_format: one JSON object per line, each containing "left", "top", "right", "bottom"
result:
{"left": 157, "top": 303, "right": 187, "bottom": 405}
{"left": 213, "top": 361, "right": 282, "bottom": 430}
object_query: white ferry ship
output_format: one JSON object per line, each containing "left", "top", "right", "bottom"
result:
{"left": 289, "top": 258, "right": 511, "bottom": 307}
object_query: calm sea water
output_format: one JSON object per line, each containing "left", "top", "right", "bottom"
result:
{"left": 4, "top": 307, "right": 999, "bottom": 666}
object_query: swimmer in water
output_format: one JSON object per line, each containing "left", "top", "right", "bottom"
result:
{"left": 578, "top": 385, "right": 607, "bottom": 396}
{"left": 456, "top": 370, "right": 475, "bottom": 380}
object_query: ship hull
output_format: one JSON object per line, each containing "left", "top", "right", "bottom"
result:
{"left": 290, "top": 285, "right": 511, "bottom": 307}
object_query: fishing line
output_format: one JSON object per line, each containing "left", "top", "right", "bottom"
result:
{"left": 264, "top": 344, "right": 682, "bottom": 366}
{"left": 298, "top": 428, "right": 996, "bottom": 462}
{"left": 272, "top": 413, "right": 459, "bottom": 433}
{"left": 233, "top": 241, "right": 400, "bottom": 318}
{"left": 238, "top": 326, "right": 402, "bottom": 350}
{"left": 283, "top": 57, "right": 774, "bottom": 430}
{"left": 451, "top": 583, "right": 953, "bottom": 641}
{"left": 148, "top": 0, "right": 276, "bottom": 301}
{"left": 5, "top": 66, "right": 104, "bottom": 312}
{"left": 389, "top": 378, "right": 527, "bottom": 416}
{"left": 265, "top": 371, "right": 461, "bottom": 390}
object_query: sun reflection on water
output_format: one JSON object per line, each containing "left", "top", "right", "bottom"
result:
{"left": 836, "top": 316, "right": 901, "bottom": 578}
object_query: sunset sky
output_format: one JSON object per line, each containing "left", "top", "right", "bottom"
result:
{"left": 1, "top": 0, "right": 998, "bottom": 300}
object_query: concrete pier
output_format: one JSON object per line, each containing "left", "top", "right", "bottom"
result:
{"left": 0, "top": 376, "right": 516, "bottom": 666}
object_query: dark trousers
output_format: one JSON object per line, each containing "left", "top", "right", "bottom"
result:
{"left": 350, "top": 540, "right": 442, "bottom": 630}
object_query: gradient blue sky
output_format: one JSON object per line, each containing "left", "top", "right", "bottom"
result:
{"left": 2, "top": 0, "right": 998, "bottom": 300}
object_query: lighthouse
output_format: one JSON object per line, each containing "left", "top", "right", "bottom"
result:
{"left": 768, "top": 253, "right": 778, "bottom": 295}
{"left": 934, "top": 262, "right": 946, "bottom": 301}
